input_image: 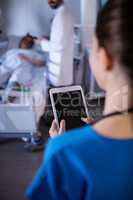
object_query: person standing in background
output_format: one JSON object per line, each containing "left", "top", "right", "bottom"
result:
{"left": 36, "top": 0, "right": 74, "bottom": 87}
{"left": 25, "top": 0, "right": 75, "bottom": 152}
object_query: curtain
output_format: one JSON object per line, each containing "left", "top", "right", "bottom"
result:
{"left": 0, "top": 0, "right": 81, "bottom": 37}
{"left": 0, "top": 0, "right": 53, "bottom": 36}
{"left": 81, "top": 0, "right": 100, "bottom": 48}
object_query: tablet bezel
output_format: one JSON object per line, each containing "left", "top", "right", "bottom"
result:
{"left": 49, "top": 85, "right": 89, "bottom": 128}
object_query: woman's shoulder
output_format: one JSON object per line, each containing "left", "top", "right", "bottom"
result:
{"left": 44, "top": 124, "right": 133, "bottom": 163}
{"left": 44, "top": 126, "right": 98, "bottom": 162}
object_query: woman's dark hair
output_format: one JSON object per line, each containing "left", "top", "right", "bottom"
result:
{"left": 19, "top": 33, "right": 37, "bottom": 49}
{"left": 95, "top": 0, "right": 133, "bottom": 82}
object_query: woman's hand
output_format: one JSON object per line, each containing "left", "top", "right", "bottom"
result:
{"left": 49, "top": 120, "right": 66, "bottom": 138}
{"left": 49, "top": 117, "right": 94, "bottom": 139}
{"left": 19, "top": 54, "right": 30, "bottom": 62}
{"left": 19, "top": 54, "right": 45, "bottom": 66}
{"left": 81, "top": 117, "right": 94, "bottom": 124}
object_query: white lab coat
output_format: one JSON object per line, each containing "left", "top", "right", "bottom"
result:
{"left": 41, "top": 4, "right": 74, "bottom": 86}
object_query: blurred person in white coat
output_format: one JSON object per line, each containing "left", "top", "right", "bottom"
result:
{"left": 36, "top": 0, "right": 74, "bottom": 87}
{"left": 25, "top": 0, "right": 75, "bottom": 152}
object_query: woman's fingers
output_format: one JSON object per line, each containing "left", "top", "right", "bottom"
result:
{"left": 81, "top": 117, "right": 94, "bottom": 124}
{"left": 49, "top": 120, "right": 66, "bottom": 138}
{"left": 49, "top": 120, "right": 59, "bottom": 138}
{"left": 19, "top": 54, "right": 28, "bottom": 61}
{"left": 59, "top": 120, "right": 66, "bottom": 134}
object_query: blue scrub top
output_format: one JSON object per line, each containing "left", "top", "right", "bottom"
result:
{"left": 26, "top": 126, "right": 133, "bottom": 200}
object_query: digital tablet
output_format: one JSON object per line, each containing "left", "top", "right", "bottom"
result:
{"left": 50, "top": 85, "right": 89, "bottom": 130}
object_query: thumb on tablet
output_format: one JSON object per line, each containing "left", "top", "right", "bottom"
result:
{"left": 59, "top": 120, "right": 66, "bottom": 134}
{"left": 81, "top": 117, "right": 94, "bottom": 124}
{"left": 49, "top": 120, "right": 59, "bottom": 138}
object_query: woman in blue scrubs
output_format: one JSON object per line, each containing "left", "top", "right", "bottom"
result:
{"left": 26, "top": 0, "right": 133, "bottom": 199}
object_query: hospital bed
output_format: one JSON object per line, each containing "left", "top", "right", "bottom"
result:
{"left": 0, "top": 35, "right": 46, "bottom": 93}
{"left": 0, "top": 36, "right": 47, "bottom": 135}
{"left": 0, "top": 104, "right": 36, "bottom": 139}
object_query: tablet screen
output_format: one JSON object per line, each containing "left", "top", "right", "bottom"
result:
{"left": 53, "top": 90, "right": 88, "bottom": 130}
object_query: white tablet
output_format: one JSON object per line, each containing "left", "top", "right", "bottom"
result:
{"left": 50, "top": 85, "right": 89, "bottom": 130}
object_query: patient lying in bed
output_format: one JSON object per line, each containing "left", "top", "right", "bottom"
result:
{"left": 0, "top": 34, "right": 47, "bottom": 102}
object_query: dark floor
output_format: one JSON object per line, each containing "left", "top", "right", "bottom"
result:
{"left": 0, "top": 98, "right": 104, "bottom": 200}
{"left": 0, "top": 120, "right": 50, "bottom": 200}
{"left": 0, "top": 139, "right": 43, "bottom": 200}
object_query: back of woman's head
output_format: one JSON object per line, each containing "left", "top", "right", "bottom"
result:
{"left": 95, "top": 0, "right": 133, "bottom": 84}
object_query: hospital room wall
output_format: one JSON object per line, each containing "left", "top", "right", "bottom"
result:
{"left": 0, "top": 0, "right": 81, "bottom": 37}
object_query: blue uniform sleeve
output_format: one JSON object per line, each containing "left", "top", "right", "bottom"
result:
{"left": 26, "top": 127, "right": 92, "bottom": 200}
{"left": 26, "top": 144, "right": 88, "bottom": 200}
{"left": 26, "top": 151, "right": 66, "bottom": 200}
{"left": 26, "top": 135, "right": 71, "bottom": 199}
